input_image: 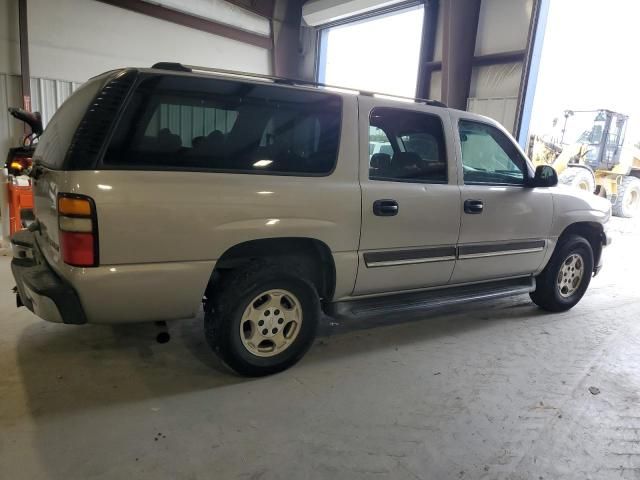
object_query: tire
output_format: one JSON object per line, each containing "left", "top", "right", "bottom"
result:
{"left": 612, "top": 176, "right": 640, "bottom": 218}
{"left": 558, "top": 166, "right": 595, "bottom": 193}
{"left": 530, "top": 235, "right": 594, "bottom": 312}
{"left": 204, "top": 260, "right": 320, "bottom": 377}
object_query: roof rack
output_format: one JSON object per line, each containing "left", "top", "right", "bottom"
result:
{"left": 150, "top": 62, "right": 447, "bottom": 108}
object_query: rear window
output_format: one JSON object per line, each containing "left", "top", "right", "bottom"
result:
{"left": 103, "top": 75, "right": 342, "bottom": 175}
{"left": 33, "top": 77, "right": 105, "bottom": 169}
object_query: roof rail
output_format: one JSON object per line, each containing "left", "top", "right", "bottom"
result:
{"left": 150, "top": 62, "right": 447, "bottom": 108}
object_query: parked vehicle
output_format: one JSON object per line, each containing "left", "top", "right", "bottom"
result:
{"left": 11, "top": 63, "right": 612, "bottom": 376}
{"left": 369, "top": 141, "right": 393, "bottom": 158}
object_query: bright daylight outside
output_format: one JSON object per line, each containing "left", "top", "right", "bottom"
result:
{"left": 319, "top": 5, "right": 424, "bottom": 98}
{"left": 527, "top": 0, "right": 640, "bottom": 218}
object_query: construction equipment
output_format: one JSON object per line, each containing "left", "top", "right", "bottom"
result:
{"left": 530, "top": 109, "right": 640, "bottom": 218}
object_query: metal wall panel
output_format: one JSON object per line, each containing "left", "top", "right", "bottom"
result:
{"left": 0, "top": 74, "right": 80, "bottom": 156}
{"left": 467, "top": 96, "right": 518, "bottom": 134}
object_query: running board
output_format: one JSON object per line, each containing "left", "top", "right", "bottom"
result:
{"left": 327, "top": 277, "right": 535, "bottom": 321}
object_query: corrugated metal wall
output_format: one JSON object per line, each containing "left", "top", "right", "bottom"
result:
{"left": 0, "top": 74, "right": 80, "bottom": 157}
{"left": 147, "top": 104, "right": 238, "bottom": 147}
{"left": 467, "top": 96, "right": 518, "bottom": 133}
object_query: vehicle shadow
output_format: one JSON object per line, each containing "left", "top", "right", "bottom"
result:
{"left": 15, "top": 294, "right": 544, "bottom": 420}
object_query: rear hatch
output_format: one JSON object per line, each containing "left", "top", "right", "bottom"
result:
{"left": 30, "top": 70, "right": 135, "bottom": 271}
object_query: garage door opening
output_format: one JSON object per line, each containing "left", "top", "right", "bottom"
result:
{"left": 317, "top": 4, "right": 424, "bottom": 98}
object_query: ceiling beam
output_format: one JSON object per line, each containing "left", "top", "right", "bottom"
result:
{"left": 423, "top": 50, "right": 527, "bottom": 72}
{"left": 225, "top": 0, "right": 275, "bottom": 19}
{"left": 96, "top": 0, "right": 273, "bottom": 49}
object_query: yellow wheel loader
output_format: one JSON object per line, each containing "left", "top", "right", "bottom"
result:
{"left": 530, "top": 109, "right": 640, "bottom": 218}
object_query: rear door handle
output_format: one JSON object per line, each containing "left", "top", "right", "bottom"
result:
{"left": 373, "top": 199, "right": 399, "bottom": 216}
{"left": 464, "top": 199, "right": 484, "bottom": 214}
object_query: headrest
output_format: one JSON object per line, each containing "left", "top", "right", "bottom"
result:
{"left": 392, "top": 151, "right": 422, "bottom": 168}
{"left": 157, "top": 128, "right": 181, "bottom": 151}
{"left": 370, "top": 153, "right": 391, "bottom": 169}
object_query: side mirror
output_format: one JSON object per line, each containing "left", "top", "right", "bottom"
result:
{"left": 527, "top": 165, "right": 558, "bottom": 188}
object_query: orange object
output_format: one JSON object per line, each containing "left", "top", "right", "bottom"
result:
{"left": 8, "top": 181, "right": 33, "bottom": 235}
{"left": 58, "top": 197, "right": 92, "bottom": 216}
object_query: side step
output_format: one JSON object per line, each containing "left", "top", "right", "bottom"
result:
{"left": 327, "top": 277, "right": 535, "bottom": 321}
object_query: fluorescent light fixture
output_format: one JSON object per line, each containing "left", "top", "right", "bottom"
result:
{"left": 253, "top": 160, "right": 273, "bottom": 168}
{"left": 257, "top": 191, "right": 274, "bottom": 195}
{"left": 97, "top": 184, "right": 113, "bottom": 190}
{"left": 265, "top": 219, "right": 280, "bottom": 226}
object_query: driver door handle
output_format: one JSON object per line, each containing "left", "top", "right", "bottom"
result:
{"left": 373, "top": 199, "right": 399, "bottom": 216}
{"left": 464, "top": 199, "right": 484, "bottom": 214}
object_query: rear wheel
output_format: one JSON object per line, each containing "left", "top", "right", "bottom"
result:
{"left": 558, "top": 166, "right": 595, "bottom": 193}
{"left": 530, "top": 235, "right": 594, "bottom": 312}
{"left": 205, "top": 260, "right": 320, "bottom": 376}
{"left": 612, "top": 176, "right": 640, "bottom": 218}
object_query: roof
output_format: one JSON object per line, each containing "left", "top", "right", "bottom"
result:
{"left": 148, "top": 62, "right": 447, "bottom": 109}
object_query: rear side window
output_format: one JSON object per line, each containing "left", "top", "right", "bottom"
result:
{"left": 103, "top": 75, "right": 342, "bottom": 175}
{"left": 368, "top": 107, "right": 447, "bottom": 183}
{"left": 33, "top": 77, "right": 104, "bottom": 169}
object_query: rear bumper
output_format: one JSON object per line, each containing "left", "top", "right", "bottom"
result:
{"left": 11, "top": 230, "right": 87, "bottom": 324}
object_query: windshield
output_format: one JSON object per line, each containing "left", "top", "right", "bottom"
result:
{"left": 563, "top": 111, "right": 606, "bottom": 146}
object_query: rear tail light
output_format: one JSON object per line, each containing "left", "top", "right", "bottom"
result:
{"left": 58, "top": 194, "right": 98, "bottom": 267}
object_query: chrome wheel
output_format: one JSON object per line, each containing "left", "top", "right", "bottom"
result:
{"left": 577, "top": 180, "right": 591, "bottom": 191}
{"left": 239, "top": 289, "right": 302, "bottom": 358}
{"left": 556, "top": 253, "right": 585, "bottom": 298}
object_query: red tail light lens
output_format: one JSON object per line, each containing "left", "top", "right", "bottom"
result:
{"left": 60, "top": 232, "right": 95, "bottom": 266}
{"left": 58, "top": 194, "right": 98, "bottom": 267}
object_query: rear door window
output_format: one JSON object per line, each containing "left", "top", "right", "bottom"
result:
{"left": 368, "top": 107, "right": 447, "bottom": 183}
{"left": 104, "top": 75, "right": 342, "bottom": 175}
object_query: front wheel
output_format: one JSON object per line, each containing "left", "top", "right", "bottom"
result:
{"left": 530, "top": 235, "right": 594, "bottom": 312}
{"left": 205, "top": 261, "right": 320, "bottom": 376}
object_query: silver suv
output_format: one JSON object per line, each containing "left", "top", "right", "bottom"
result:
{"left": 11, "top": 63, "right": 612, "bottom": 376}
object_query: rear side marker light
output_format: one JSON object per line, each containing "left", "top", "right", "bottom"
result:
{"left": 58, "top": 194, "right": 98, "bottom": 267}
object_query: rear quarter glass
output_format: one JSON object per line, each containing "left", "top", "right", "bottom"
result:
{"left": 102, "top": 74, "right": 342, "bottom": 176}
{"left": 33, "top": 76, "right": 108, "bottom": 169}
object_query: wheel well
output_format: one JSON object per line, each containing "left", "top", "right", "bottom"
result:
{"left": 209, "top": 238, "right": 336, "bottom": 300}
{"left": 558, "top": 222, "right": 603, "bottom": 270}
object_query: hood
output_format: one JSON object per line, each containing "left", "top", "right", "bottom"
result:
{"left": 553, "top": 185, "right": 611, "bottom": 219}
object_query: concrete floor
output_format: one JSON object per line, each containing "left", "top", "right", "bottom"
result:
{"left": 1, "top": 218, "right": 639, "bottom": 480}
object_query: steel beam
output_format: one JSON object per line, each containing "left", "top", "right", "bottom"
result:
{"left": 440, "top": 0, "right": 481, "bottom": 109}
{"left": 96, "top": 0, "right": 273, "bottom": 49}
{"left": 416, "top": 0, "right": 439, "bottom": 99}
{"left": 423, "top": 50, "right": 527, "bottom": 73}
{"left": 18, "top": 0, "right": 30, "bottom": 113}
{"left": 272, "top": 0, "right": 303, "bottom": 79}
{"left": 515, "top": 0, "right": 549, "bottom": 146}
{"left": 225, "top": 0, "right": 275, "bottom": 19}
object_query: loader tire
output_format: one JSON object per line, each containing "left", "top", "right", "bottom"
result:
{"left": 558, "top": 166, "right": 595, "bottom": 193}
{"left": 612, "top": 176, "right": 640, "bottom": 218}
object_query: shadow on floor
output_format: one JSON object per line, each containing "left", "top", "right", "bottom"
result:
{"left": 15, "top": 295, "right": 545, "bottom": 419}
